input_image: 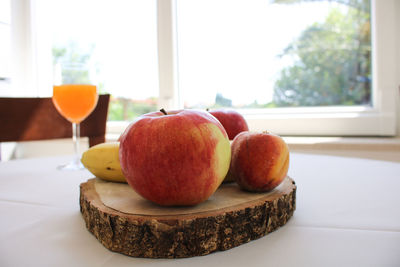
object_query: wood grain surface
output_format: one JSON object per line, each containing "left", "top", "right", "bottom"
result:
{"left": 80, "top": 176, "right": 296, "bottom": 258}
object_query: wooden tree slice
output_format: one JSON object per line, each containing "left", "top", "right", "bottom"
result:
{"left": 80, "top": 176, "right": 296, "bottom": 258}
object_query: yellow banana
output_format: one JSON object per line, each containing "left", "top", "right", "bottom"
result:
{"left": 81, "top": 142, "right": 126, "bottom": 183}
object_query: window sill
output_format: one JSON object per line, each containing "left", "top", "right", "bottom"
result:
{"left": 283, "top": 136, "right": 400, "bottom": 163}
{"left": 243, "top": 107, "right": 397, "bottom": 136}
{"left": 283, "top": 136, "right": 400, "bottom": 151}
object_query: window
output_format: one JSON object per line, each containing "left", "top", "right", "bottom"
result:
{"left": 4, "top": 0, "right": 159, "bottom": 120}
{"left": 177, "top": 0, "right": 372, "bottom": 109}
{"left": 48, "top": 0, "right": 159, "bottom": 121}
{"left": 169, "top": 0, "right": 398, "bottom": 136}
{"left": 3, "top": 0, "right": 399, "bottom": 136}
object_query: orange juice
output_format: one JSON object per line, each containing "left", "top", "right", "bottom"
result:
{"left": 52, "top": 84, "right": 98, "bottom": 123}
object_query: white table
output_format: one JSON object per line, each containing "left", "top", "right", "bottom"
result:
{"left": 1, "top": 153, "right": 399, "bottom": 267}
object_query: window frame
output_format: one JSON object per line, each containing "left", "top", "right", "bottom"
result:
{"left": 158, "top": 0, "right": 399, "bottom": 136}
{"left": 7, "top": 0, "right": 400, "bottom": 136}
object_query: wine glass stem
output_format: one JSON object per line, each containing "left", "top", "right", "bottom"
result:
{"left": 72, "top": 122, "right": 80, "bottom": 161}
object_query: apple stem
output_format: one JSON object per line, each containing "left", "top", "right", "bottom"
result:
{"left": 160, "top": 108, "right": 168, "bottom": 115}
{"left": 206, "top": 108, "right": 210, "bottom": 111}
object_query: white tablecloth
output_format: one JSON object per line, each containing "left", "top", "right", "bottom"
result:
{"left": 0, "top": 153, "right": 399, "bottom": 267}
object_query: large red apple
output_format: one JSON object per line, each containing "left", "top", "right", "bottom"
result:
{"left": 119, "top": 109, "right": 231, "bottom": 206}
{"left": 208, "top": 109, "right": 249, "bottom": 140}
{"left": 230, "top": 131, "right": 289, "bottom": 192}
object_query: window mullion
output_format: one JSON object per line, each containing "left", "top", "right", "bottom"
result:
{"left": 156, "top": 0, "right": 180, "bottom": 110}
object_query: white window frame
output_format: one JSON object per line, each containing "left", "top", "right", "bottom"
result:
{"left": 158, "top": 0, "right": 399, "bottom": 136}
{"left": 7, "top": 0, "right": 400, "bottom": 136}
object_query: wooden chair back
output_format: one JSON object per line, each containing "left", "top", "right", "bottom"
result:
{"left": 0, "top": 94, "right": 110, "bottom": 148}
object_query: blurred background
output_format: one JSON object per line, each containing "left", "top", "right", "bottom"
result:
{"left": 1, "top": 0, "right": 399, "bottom": 160}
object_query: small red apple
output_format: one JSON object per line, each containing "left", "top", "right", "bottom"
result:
{"left": 119, "top": 109, "right": 231, "bottom": 206}
{"left": 229, "top": 131, "right": 289, "bottom": 192}
{"left": 208, "top": 109, "right": 249, "bottom": 140}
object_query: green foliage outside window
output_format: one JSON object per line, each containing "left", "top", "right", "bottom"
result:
{"left": 272, "top": 0, "right": 371, "bottom": 107}
{"left": 108, "top": 97, "right": 158, "bottom": 121}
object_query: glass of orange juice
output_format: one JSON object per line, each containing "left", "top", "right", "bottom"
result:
{"left": 52, "top": 84, "right": 98, "bottom": 170}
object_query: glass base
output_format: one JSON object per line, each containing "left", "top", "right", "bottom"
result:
{"left": 57, "top": 157, "right": 84, "bottom": 171}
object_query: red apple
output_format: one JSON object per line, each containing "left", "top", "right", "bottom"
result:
{"left": 119, "top": 109, "right": 231, "bottom": 206}
{"left": 230, "top": 131, "right": 289, "bottom": 192}
{"left": 208, "top": 109, "right": 249, "bottom": 140}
